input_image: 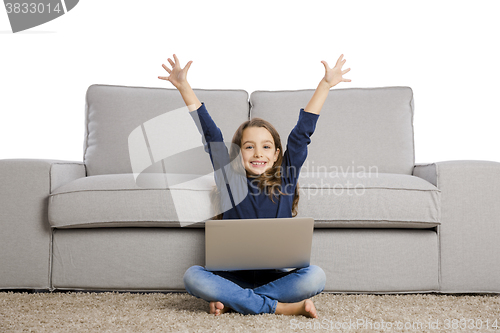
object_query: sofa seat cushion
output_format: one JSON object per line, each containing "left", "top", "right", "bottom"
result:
{"left": 49, "top": 172, "right": 440, "bottom": 229}
{"left": 48, "top": 173, "right": 216, "bottom": 228}
{"left": 296, "top": 172, "right": 440, "bottom": 228}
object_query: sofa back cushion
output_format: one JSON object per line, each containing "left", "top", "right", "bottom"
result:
{"left": 84, "top": 84, "right": 249, "bottom": 176}
{"left": 249, "top": 87, "right": 415, "bottom": 175}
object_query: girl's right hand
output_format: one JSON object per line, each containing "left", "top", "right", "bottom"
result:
{"left": 158, "top": 54, "right": 193, "bottom": 90}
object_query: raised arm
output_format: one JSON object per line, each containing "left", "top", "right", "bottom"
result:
{"left": 304, "top": 54, "right": 351, "bottom": 115}
{"left": 158, "top": 54, "right": 202, "bottom": 111}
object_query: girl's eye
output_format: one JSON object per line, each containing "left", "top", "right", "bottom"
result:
{"left": 264, "top": 146, "right": 271, "bottom": 149}
{"left": 245, "top": 146, "right": 253, "bottom": 149}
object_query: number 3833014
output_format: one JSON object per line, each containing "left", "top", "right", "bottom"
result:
{"left": 5, "top": 2, "right": 63, "bottom": 14}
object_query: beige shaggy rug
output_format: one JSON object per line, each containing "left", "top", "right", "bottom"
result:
{"left": 1, "top": 291, "right": 499, "bottom": 332}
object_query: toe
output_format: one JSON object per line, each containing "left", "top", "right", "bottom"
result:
{"left": 209, "top": 301, "right": 217, "bottom": 315}
{"left": 305, "top": 299, "right": 318, "bottom": 318}
{"left": 216, "top": 301, "right": 225, "bottom": 310}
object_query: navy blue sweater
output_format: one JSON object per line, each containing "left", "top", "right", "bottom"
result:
{"left": 189, "top": 102, "right": 319, "bottom": 219}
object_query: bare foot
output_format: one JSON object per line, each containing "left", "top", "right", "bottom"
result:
{"left": 275, "top": 299, "right": 318, "bottom": 318}
{"left": 209, "top": 301, "right": 231, "bottom": 316}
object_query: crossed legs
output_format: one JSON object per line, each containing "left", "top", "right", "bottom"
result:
{"left": 183, "top": 265, "right": 326, "bottom": 317}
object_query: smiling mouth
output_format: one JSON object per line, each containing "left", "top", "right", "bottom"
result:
{"left": 251, "top": 161, "right": 267, "bottom": 167}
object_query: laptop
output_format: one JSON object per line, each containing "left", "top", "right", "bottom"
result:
{"left": 205, "top": 217, "right": 314, "bottom": 271}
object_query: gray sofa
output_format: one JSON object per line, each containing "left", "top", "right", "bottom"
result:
{"left": 1, "top": 84, "right": 499, "bottom": 294}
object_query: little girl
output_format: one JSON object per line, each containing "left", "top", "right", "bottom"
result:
{"left": 158, "top": 54, "right": 351, "bottom": 318}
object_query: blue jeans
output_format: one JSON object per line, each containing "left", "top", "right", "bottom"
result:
{"left": 183, "top": 265, "right": 326, "bottom": 315}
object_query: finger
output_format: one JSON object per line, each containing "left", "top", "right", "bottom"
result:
{"left": 173, "top": 54, "right": 180, "bottom": 65}
{"left": 162, "top": 64, "right": 172, "bottom": 74}
{"left": 335, "top": 54, "right": 344, "bottom": 67}
{"left": 336, "top": 59, "right": 346, "bottom": 70}
{"left": 168, "top": 58, "right": 175, "bottom": 67}
{"left": 321, "top": 60, "right": 329, "bottom": 71}
{"left": 343, "top": 78, "right": 352, "bottom": 82}
{"left": 158, "top": 76, "right": 168, "bottom": 80}
{"left": 184, "top": 60, "right": 193, "bottom": 72}
{"left": 342, "top": 68, "right": 351, "bottom": 75}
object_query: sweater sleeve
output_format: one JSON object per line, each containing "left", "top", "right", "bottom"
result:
{"left": 281, "top": 109, "right": 320, "bottom": 187}
{"left": 188, "top": 102, "right": 230, "bottom": 174}
{"left": 188, "top": 102, "right": 247, "bottom": 214}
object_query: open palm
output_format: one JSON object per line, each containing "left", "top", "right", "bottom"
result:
{"left": 321, "top": 54, "right": 351, "bottom": 88}
{"left": 158, "top": 54, "right": 192, "bottom": 89}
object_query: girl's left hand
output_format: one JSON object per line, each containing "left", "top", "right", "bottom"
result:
{"left": 321, "top": 54, "right": 351, "bottom": 88}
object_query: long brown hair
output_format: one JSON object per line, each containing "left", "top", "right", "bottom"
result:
{"left": 211, "top": 118, "right": 300, "bottom": 219}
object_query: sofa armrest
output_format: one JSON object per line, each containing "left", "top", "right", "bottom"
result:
{"left": 0, "top": 159, "right": 86, "bottom": 290}
{"left": 413, "top": 160, "right": 500, "bottom": 293}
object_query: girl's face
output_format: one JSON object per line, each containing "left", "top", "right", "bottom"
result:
{"left": 240, "top": 126, "right": 280, "bottom": 176}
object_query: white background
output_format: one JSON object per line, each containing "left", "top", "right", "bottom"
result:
{"left": 1, "top": 0, "right": 499, "bottom": 164}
